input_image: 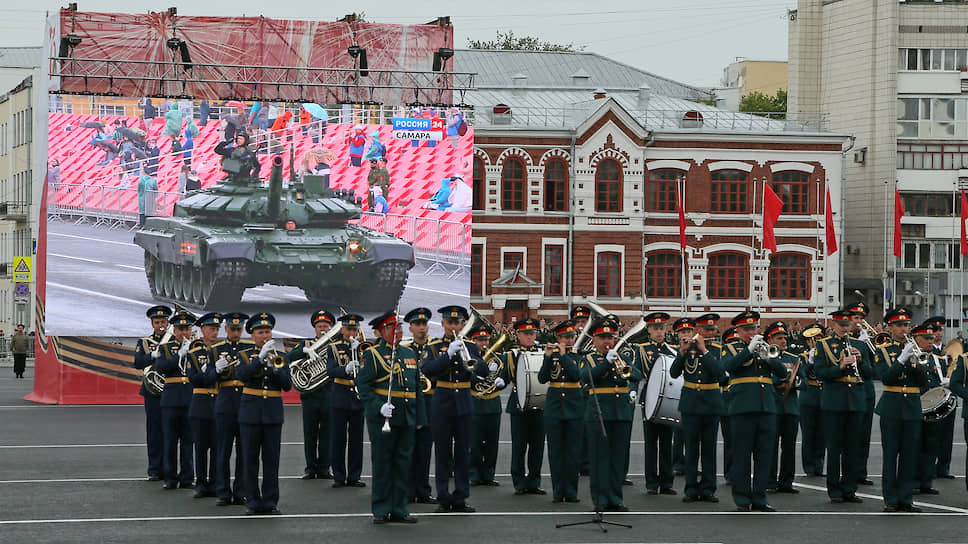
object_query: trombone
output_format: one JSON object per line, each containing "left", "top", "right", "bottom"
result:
{"left": 859, "top": 319, "right": 893, "bottom": 353}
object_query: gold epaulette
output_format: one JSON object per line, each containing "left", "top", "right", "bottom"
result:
{"left": 212, "top": 340, "right": 228, "bottom": 348}
{"left": 708, "top": 342, "right": 722, "bottom": 349}
{"left": 818, "top": 336, "right": 832, "bottom": 342}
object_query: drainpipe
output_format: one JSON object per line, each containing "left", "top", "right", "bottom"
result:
{"left": 840, "top": 135, "right": 855, "bottom": 311}
{"left": 567, "top": 130, "right": 577, "bottom": 314}
{"left": 641, "top": 131, "right": 655, "bottom": 315}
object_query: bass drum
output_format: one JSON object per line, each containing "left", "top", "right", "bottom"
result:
{"left": 921, "top": 386, "right": 957, "bottom": 423}
{"left": 643, "top": 353, "right": 682, "bottom": 427}
{"left": 516, "top": 351, "right": 548, "bottom": 410}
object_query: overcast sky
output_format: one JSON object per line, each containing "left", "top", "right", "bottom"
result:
{"left": 0, "top": 0, "right": 794, "bottom": 88}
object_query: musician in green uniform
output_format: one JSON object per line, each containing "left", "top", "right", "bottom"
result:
{"left": 469, "top": 326, "right": 507, "bottom": 487}
{"left": 925, "top": 317, "right": 957, "bottom": 481}
{"left": 289, "top": 310, "right": 335, "bottom": 480}
{"left": 540, "top": 320, "right": 583, "bottom": 503}
{"left": 357, "top": 311, "right": 426, "bottom": 524}
{"left": 581, "top": 318, "right": 642, "bottom": 511}
{"left": 720, "top": 311, "right": 788, "bottom": 512}
{"left": 570, "top": 305, "right": 593, "bottom": 476}
{"left": 797, "top": 323, "right": 826, "bottom": 478}
{"left": 875, "top": 309, "right": 926, "bottom": 512}
{"left": 635, "top": 311, "right": 676, "bottom": 495}
{"left": 814, "top": 309, "right": 872, "bottom": 504}
{"left": 916, "top": 320, "right": 946, "bottom": 496}
{"left": 404, "top": 307, "right": 437, "bottom": 503}
{"left": 671, "top": 315, "right": 723, "bottom": 503}
{"left": 846, "top": 301, "right": 876, "bottom": 486}
{"left": 719, "top": 327, "right": 741, "bottom": 485}
{"left": 499, "top": 318, "right": 546, "bottom": 495}
{"left": 764, "top": 322, "right": 804, "bottom": 494}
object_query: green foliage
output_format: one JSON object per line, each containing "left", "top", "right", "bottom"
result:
{"left": 467, "top": 30, "right": 586, "bottom": 52}
{"left": 739, "top": 89, "right": 787, "bottom": 118}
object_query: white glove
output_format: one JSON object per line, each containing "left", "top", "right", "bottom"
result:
{"left": 259, "top": 339, "right": 276, "bottom": 359}
{"left": 343, "top": 360, "right": 359, "bottom": 374}
{"left": 808, "top": 348, "right": 815, "bottom": 365}
{"left": 488, "top": 362, "right": 499, "bottom": 373}
{"left": 898, "top": 342, "right": 915, "bottom": 364}
{"left": 201, "top": 362, "right": 209, "bottom": 373}
{"left": 605, "top": 349, "right": 619, "bottom": 363}
{"left": 748, "top": 335, "right": 766, "bottom": 353}
{"left": 942, "top": 377, "right": 951, "bottom": 387}
{"left": 151, "top": 349, "right": 161, "bottom": 359}
{"left": 350, "top": 338, "right": 360, "bottom": 352}
{"left": 380, "top": 402, "right": 394, "bottom": 418}
{"left": 858, "top": 328, "right": 870, "bottom": 343}
{"left": 628, "top": 390, "right": 637, "bottom": 402}
{"left": 447, "top": 340, "right": 463, "bottom": 357}
{"left": 178, "top": 340, "right": 190, "bottom": 358}
{"left": 215, "top": 357, "right": 229, "bottom": 372}
{"left": 494, "top": 377, "right": 505, "bottom": 389}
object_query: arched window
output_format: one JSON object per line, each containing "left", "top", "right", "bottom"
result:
{"left": 501, "top": 158, "right": 526, "bottom": 211}
{"left": 544, "top": 159, "right": 568, "bottom": 212}
{"left": 595, "top": 159, "right": 622, "bottom": 212}
{"left": 647, "top": 169, "right": 683, "bottom": 212}
{"left": 706, "top": 252, "right": 749, "bottom": 299}
{"left": 596, "top": 251, "right": 622, "bottom": 297}
{"left": 472, "top": 157, "right": 485, "bottom": 211}
{"left": 772, "top": 171, "right": 810, "bottom": 214}
{"left": 769, "top": 253, "right": 810, "bottom": 299}
{"left": 645, "top": 251, "right": 682, "bottom": 298}
{"left": 710, "top": 170, "right": 749, "bottom": 212}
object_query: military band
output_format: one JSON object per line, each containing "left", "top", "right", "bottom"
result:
{"left": 500, "top": 318, "right": 547, "bottom": 495}
{"left": 765, "top": 322, "right": 803, "bottom": 494}
{"left": 290, "top": 310, "right": 335, "bottom": 481}
{"left": 404, "top": 307, "right": 437, "bottom": 504}
{"left": 540, "top": 320, "right": 583, "bottom": 503}
{"left": 156, "top": 310, "right": 197, "bottom": 490}
{"left": 186, "top": 312, "right": 221, "bottom": 498}
{"left": 327, "top": 313, "right": 367, "bottom": 489}
{"left": 469, "top": 326, "right": 506, "bottom": 488}
{"left": 798, "top": 323, "right": 827, "bottom": 478}
{"left": 636, "top": 312, "right": 677, "bottom": 495}
{"left": 213, "top": 312, "right": 251, "bottom": 506}
{"left": 134, "top": 305, "right": 170, "bottom": 482}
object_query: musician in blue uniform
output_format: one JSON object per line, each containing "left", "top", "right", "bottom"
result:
{"left": 635, "top": 312, "right": 677, "bottom": 496}
{"left": 292, "top": 310, "right": 335, "bottom": 480}
{"left": 540, "top": 320, "right": 583, "bottom": 503}
{"left": 422, "top": 305, "right": 489, "bottom": 513}
{"left": 155, "top": 310, "right": 196, "bottom": 490}
{"left": 358, "top": 311, "right": 426, "bottom": 524}
{"left": 235, "top": 312, "right": 291, "bottom": 515}
{"left": 469, "top": 326, "right": 507, "bottom": 488}
{"left": 846, "top": 301, "right": 876, "bottom": 486}
{"left": 186, "top": 312, "right": 221, "bottom": 498}
{"left": 764, "top": 321, "right": 805, "bottom": 494}
{"left": 499, "top": 318, "right": 547, "bottom": 495}
{"left": 404, "top": 307, "right": 437, "bottom": 504}
{"left": 212, "top": 312, "right": 251, "bottom": 506}
{"left": 327, "top": 313, "right": 367, "bottom": 488}
{"left": 798, "top": 323, "right": 826, "bottom": 478}
{"left": 133, "top": 305, "right": 171, "bottom": 482}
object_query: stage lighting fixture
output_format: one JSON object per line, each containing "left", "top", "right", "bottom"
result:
{"left": 433, "top": 47, "right": 454, "bottom": 72}
{"left": 347, "top": 45, "right": 368, "bottom": 77}
{"left": 168, "top": 7, "right": 177, "bottom": 16}
{"left": 58, "top": 33, "right": 82, "bottom": 57}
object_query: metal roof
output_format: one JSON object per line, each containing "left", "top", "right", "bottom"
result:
{"left": 0, "top": 48, "right": 43, "bottom": 69}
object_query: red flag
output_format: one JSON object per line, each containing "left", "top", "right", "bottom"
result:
{"left": 824, "top": 187, "right": 838, "bottom": 256}
{"left": 762, "top": 182, "right": 783, "bottom": 252}
{"left": 961, "top": 190, "right": 968, "bottom": 256}
{"left": 894, "top": 188, "right": 904, "bottom": 258}
{"left": 677, "top": 181, "right": 687, "bottom": 250}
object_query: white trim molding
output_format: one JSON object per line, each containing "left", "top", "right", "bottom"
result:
{"left": 707, "top": 160, "right": 754, "bottom": 173}
{"left": 646, "top": 159, "right": 691, "bottom": 172}
{"left": 500, "top": 246, "right": 528, "bottom": 274}
{"left": 769, "top": 161, "right": 815, "bottom": 174}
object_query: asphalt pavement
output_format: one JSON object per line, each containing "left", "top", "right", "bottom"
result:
{"left": 45, "top": 221, "right": 467, "bottom": 338}
{"left": 2, "top": 373, "right": 968, "bottom": 543}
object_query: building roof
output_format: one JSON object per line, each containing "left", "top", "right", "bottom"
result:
{"left": 0, "top": 48, "right": 43, "bottom": 69}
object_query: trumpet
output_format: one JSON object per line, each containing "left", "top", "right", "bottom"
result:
{"left": 177, "top": 330, "right": 200, "bottom": 375}
{"left": 754, "top": 339, "right": 781, "bottom": 360}
{"left": 903, "top": 335, "right": 933, "bottom": 367}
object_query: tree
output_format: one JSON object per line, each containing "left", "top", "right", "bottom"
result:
{"left": 467, "top": 30, "right": 585, "bottom": 53}
{"left": 739, "top": 89, "right": 787, "bottom": 118}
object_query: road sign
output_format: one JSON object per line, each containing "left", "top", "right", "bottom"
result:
{"left": 14, "top": 283, "right": 29, "bottom": 297}
{"left": 12, "top": 256, "right": 31, "bottom": 283}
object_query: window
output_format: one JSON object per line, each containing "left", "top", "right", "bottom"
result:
{"left": 501, "top": 158, "right": 526, "bottom": 211}
{"left": 595, "top": 159, "right": 622, "bottom": 212}
{"left": 900, "top": 192, "right": 960, "bottom": 217}
{"left": 596, "top": 251, "right": 622, "bottom": 297}
{"left": 470, "top": 244, "right": 483, "bottom": 296}
{"left": 503, "top": 251, "right": 524, "bottom": 272}
{"left": 647, "top": 169, "right": 681, "bottom": 212}
{"left": 769, "top": 253, "right": 810, "bottom": 300}
{"left": 897, "top": 143, "right": 968, "bottom": 170}
{"left": 543, "top": 245, "right": 564, "bottom": 296}
{"left": 707, "top": 252, "right": 749, "bottom": 299}
{"left": 710, "top": 170, "right": 748, "bottom": 212}
{"left": 899, "top": 48, "right": 968, "bottom": 71}
{"left": 902, "top": 241, "right": 963, "bottom": 270}
{"left": 772, "top": 171, "right": 809, "bottom": 214}
{"left": 897, "top": 98, "right": 968, "bottom": 139}
{"left": 645, "top": 252, "right": 682, "bottom": 298}
{"left": 98, "top": 104, "right": 125, "bottom": 117}
{"left": 544, "top": 159, "right": 568, "bottom": 212}
{"left": 472, "top": 157, "right": 485, "bottom": 211}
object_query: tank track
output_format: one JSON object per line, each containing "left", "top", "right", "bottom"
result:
{"left": 302, "top": 259, "right": 412, "bottom": 311}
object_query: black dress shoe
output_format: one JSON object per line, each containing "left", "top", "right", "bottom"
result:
{"left": 317, "top": 472, "right": 333, "bottom": 479}
{"left": 434, "top": 504, "right": 451, "bottom": 513}
{"left": 606, "top": 504, "right": 629, "bottom": 512}
{"left": 373, "top": 515, "right": 390, "bottom": 524}
{"left": 919, "top": 488, "right": 939, "bottom": 495}
{"left": 752, "top": 504, "right": 776, "bottom": 512}
{"left": 347, "top": 480, "right": 367, "bottom": 488}
{"left": 702, "top": 495, "right": 720, "bottom": 503}
{"left": 527, "top": 488, "right": 546, "bottom": 495}
{"left": 162, "top": 482, "right": 176, "bottom": 490}
{"left": 623, "top": 479, "right": 634, "bottom": 486}
{"left": 147, "top": 475, "right": 162, "bottom": 482}
{"left": 332, "top": 482, "right": 346, "bottom": 488}
{"left": 883, "top": 504, "right": 900, "bottom": 513}
{"left": 682, "top": 495, "right": 698, "bottom": 503}
{"left": 660, "top": 488, "right": 677, "bottom": 496}
{"left": 179, "top": 481, "right": 194, "bottom": 489}
{"left": 215, "top": 498, "right": 230, "bottom": 506}
{"left": 193, "top": 490, "right": 205, "bottom": 498}
{"left": 899, "top": 504, "right": 923, "bottom": 513}
{"left": 301, "top": 473, "right": 316, "bottom": 480}
{"left": 736, "top": 505, "right": 751, "bottom": 512}
{"left": 647, "top": 489, "right": 659, "bottom": 495}
{"left": 470, "top": 480, "right": 482, "bottom": 486}
{"left": 776, "top": 487, "right": 800, "bottom": 494}
{"left": 245, "top": 508, "right": 260, "bottom": 516}
{"left": 858, "top": 478, "right": 874, "bottom": 486}
{"left": 391, "top": 514, "right": 418, "bottom": 524}
{"left": 552, "top": 498, "right": 563, "bottom": 503}
{"left": 565, "top": 497, "right": 580, "bottom": 503}
{"left": 843, "top": 495, "right": 864, "bottom": 503}
{"left": 514, "top": 488, "right": 526, "bottom": 495}
{"left": 937, "top": 474, "right": 956, "bottom": 480}
{"left": 451, "top": 504, "right": 476, "bottom": 513}
{"left": 415, "top": 496, "right": 437, "bottom": 504}
{"left": 812, "top": 472, "right": 826, "bottom": 477}
{"left": 266, "top": 508, "right": 281, "bottom": 515}
{"left": 484, "top": 480, "right": 500, "bottom": 487}
{"left": 830, "top": 497, "right": 845, "bottom": 504}
{"left": 232, "top": 497, "right": 246, "bottom": 506}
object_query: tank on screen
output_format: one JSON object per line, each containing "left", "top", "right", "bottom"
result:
{"left": 134, "top": 154, "right": 414, "bottom": 310}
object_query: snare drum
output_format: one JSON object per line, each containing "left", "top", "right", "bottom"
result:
{"left": 515, "top": 351, "right": 548, "bottom": 410}
{"left": 643, "top": 353, "right": 682, "bottom": 427}
{"left": 921, "top": 386, "right": 957, "bottom": 423}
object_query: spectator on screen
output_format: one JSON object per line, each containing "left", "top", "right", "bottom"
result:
{"left": 137, "top": 170, "right": 158, "bottom": 227}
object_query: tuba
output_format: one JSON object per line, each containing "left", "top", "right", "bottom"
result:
{"left": 142, "top": 324, "right": 173, "bottom": 396}
{"left": 290, "top": 326, "right": 342, "bottom": 393}
{"left": 471, "top": 331, "right": 513, "bottom": 396}
{"left": 573, "top": 302, "right": 610, "bottom": 354}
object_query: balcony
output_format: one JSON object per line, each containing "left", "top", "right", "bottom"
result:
{"left": 0, "top": 202, "right": 28, "bottom": 223}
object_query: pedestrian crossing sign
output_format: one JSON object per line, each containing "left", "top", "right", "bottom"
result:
{"left": 13, "top": 256, "right": 31, "bottom": 283}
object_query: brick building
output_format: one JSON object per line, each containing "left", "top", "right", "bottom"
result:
{"left": 459, "top": 49, "right": 848, "bottom": 328}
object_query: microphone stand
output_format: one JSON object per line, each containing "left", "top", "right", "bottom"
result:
{"left": 556, "top": 350, "right": 632, "bottom": 533}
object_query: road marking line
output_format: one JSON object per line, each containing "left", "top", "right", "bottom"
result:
{"left": 47, "top": 282, "right": 151, "bottom": 307}
{"left": 405, "top": 285, "right": 467, "bottom": 297}
{"left": 49, "top": 232, "right": 140, "bottom": 248}
{"left": 116, "top": 265, "right": 144, "bottom": 271}
{"left": 794, "top": 481, "right": 968, "bottom": 513}
{"left": 49, "top": 253, "right": 103, "bottom": 264}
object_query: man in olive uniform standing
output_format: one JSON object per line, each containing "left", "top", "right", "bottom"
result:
{"left": 540, "top": 320, "right": 583, "bottom": 503}
{"left": 916, "top": 320, "right": 945, "bottom": 496}
{"left": 357, "top": 311, "right": 426, "bottom": 524}
{"left": 327, "top": 313, "right": 367, "bottom": 489}
{"left": 289, "top": 310, "right": 336, "bottom": 480}
{"left": 875, "top": 309, "right": 926, "bottom": 512}
{"left": 212, "top": 312, "right": 251, "bottom": 506}
{"left": 186, "top": 312, "right": 221, "bottom": 498}
{"left": 847, "top": 301, "right": 876, "bottom": 486}
{"left": 235, "top": 312, "right": 292, "bottom": 515}
{"left": 571, "top": 305, "right": 593, "bottom": 476}
{"left": 813, "top": 309, "right": 872, "bottom": 504}
{"left": 720, "top": 311, "right": 788, "bottom": 512}
{"left": 581, "top": 318, "right": 642, "bottom": 511}
{"left": 636, "top": 312, "right": 677, "bottom": 495}
{"left": 925, "top": 316, "right": 957, "bottom": 481}
{"left": 500, "top": 318, "right": 547, "bottom": 495}
{"left": 719, "top": 327, "right": 742, "bottom": 484}
{"left": 133, "top": 305, "right": 171, "bottom": 482}
{"left": 404, "top": 307, "right": 437, "bottom": 504}
{"left": 765, "top": 322, "right": 805, "bottom": 494}
{"left": 156, "top": 310, "right": 196, "bottom": 490}
{"left": 469, "top": 326, "right": 506, "bottom": 487}
{"left": 798, "top": 323, "right": 826, "bottom": 478}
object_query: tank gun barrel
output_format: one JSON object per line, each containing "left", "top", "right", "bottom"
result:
{"left": 268, "top": 155, "right": 284, "bottom": 220}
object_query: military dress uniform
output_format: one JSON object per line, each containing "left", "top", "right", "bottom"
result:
{"left": 768, "top": 342, "right": 805, "bottom": 493}
{"left": 571, "top": 304, "right": 594, "bottom": 477}
{"left": 635, "top": 312, "right": 676, "bottom": 495}
{"left": 156, "top": 311, "right": 196, "bottom": 489}
{"left": 718, "top": 328, "right": 742, "bottom": 483}
{"left": 581, "top": 320, "right": 642, "bottom": 510}
{"left": 235, "top": 313, "right": 292, "bottom": 514}
{"left": 846, "top": 302, "right": 877, "bottom": 486}
{"left": 947, "top": 352, "right": 968, "bottom": 491}
{"left": 499, "top": 319, "right": 546, "bottom": 494}
{"left": 133, "top": 305, "right": 171, "bottom": 481}
{"left": 356, "top": 313, "right": 426, "bottom": 524}
{"left": 814, "top": 310, "right": 872, "bottom": 503}
{"left": 875, "top": 312, "right": 927, "bottom": 512}
{"left": 212, "top": 312, "right": 252, "bottom": 506}
{"left": 670, "top": 333, "right": 724, "bottom": 502}
{"left": 288, "top": 310, "right": 335, "bottom": 480}
{"left": 917, "top": 339, "right": 947, "bottom": 494}
{"left": 186, "top": 312, "right": 221, "bottom": 498}
{"left": 404, "top": 307, "right": 436, "bottom": 503}
{"left": 421, "top": 305, "right": 489, "bottom": 512}
{"left": 925, "top": 317, "right": 957, "bottom": 480}
{"left": 798, "top": 325, "right": 826, "bottom": 477}
{"left": 469, "top": 327, "right": 506, "bottom": 487}
{"left": 539, "top": 320, "right": 583, "bottom": 503}
{"left": 326, "top": 313, "right": 366, "bottom": 488}
{"left": 720, "top": 311, "right": 788, "bottom": 511}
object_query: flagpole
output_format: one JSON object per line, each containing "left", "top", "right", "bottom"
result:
{"left": 817, "top": 177, "right": 823, "bottom": 321}
{"left": 890, "top": 181, "right": 897, "bottom": 308}
{"left": 760, "top": 177, "right": 767, "bottom": 313}
{"left": 680, "top": 177, "right": 687, "bottom": 315}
